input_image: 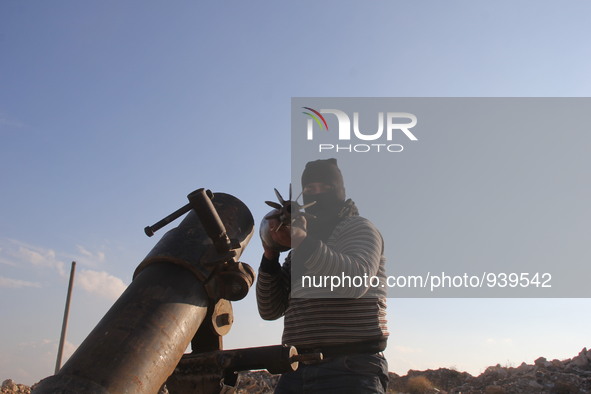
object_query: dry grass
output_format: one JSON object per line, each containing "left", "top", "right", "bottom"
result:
{"left": 406, "top": 376, "right": 434, "bottom": 394}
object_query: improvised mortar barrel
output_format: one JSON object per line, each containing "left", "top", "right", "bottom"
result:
{"left": 33, "top": 189, "right": 254, "bottom": 394}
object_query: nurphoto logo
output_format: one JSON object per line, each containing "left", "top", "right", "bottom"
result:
{"left": 302, "top": 107, "right": 418, "bottom": 153}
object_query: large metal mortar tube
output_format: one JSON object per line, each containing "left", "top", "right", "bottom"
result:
{"left": 33, "top": 192, "right": 254, "bottom": 394}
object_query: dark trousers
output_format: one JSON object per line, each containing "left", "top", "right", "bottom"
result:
{"left": 274, "top": 352, "right": 389, "bottom": 394}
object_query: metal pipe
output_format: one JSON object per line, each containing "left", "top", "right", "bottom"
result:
{"left": 33, "top": 192, "right": 254, "bottom": 394}
{"left": 55, "top": 261, "right": 76, "bottom": 374}
{"left": 144, "top": 202, "right": 191, "bottom": 237}
{"left": 35, "top": 262, "right": 210, "bottom": 393}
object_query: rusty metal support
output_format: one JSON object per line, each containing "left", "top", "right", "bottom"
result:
{"left": 166, "top": 345, "right": 307, "bottom": 392}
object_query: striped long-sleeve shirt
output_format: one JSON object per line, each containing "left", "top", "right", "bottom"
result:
{"left": 256, "top": 215, "right": 389, "bottom": 347}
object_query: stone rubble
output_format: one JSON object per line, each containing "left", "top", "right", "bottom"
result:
{"left": 392, "top": 347, "right": 591, "bottom": 394}
{"left": 1, "top": 380, "right": 30, "bottom": 394}
{"left": 2, "top": 347, "right": 590, "bottom": 393}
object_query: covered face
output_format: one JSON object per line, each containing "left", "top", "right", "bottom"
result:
{"left": 301, "top": 158, "right": 346, "bottom": 219}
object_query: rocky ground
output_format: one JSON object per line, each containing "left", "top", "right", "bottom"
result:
{"left": 387, "top": 347, "right": 591, "bottom": 393}
{"left": 3, "top": 347, "right": 591, "bottom": 393}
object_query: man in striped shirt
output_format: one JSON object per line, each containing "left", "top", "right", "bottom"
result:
{"left": 256, "top": 158, "right": 389, "bottom": 393}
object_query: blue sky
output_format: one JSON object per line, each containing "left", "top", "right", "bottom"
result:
{"left": 1, "top": 0, "right": 591, "bottom": 385}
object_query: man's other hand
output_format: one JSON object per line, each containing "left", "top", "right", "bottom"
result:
{"left": 290, "top": 215, "right": 307, "bottom": 249}
{"left": 262, "top": 216, "right": 291, "bottom": 260}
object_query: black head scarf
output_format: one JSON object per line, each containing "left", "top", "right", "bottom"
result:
{"left": 301, "top": 159, "right": 352, "bottom": 239}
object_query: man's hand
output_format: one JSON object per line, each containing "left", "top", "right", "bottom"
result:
{"left": 262, "top": 216, "right": 291, "bottom": 260}
{"left": 261, "top": 215, "right": 308, "bottom": 260}
{"left": 290, "top": 215, "right": 307, "bottom": 249}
